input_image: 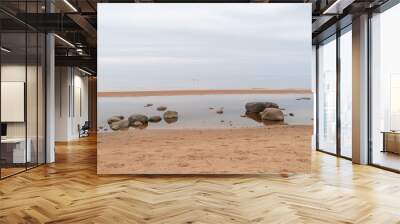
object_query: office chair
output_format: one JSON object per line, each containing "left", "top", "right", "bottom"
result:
{"left": 79, "top": 121, "right": 90, "bottom": 138}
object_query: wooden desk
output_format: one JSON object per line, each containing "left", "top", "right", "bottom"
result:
{"left": 382, "top": 131, "right": 400, "bottom": 154}
{"left": 1, "top": 138, "right": 31, "bottom": 163}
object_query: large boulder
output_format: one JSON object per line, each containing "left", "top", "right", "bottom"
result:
{"left": 128, "top": 114, "right": 148, "bottom": 126}
{"left": 163, "top": 110, "right": 178, "bottom": 119}
{"left": 132, "top": 121, "right": 143, "bottom": 127}
{"left": 110, "top": 119, "right": 129, "bottom": 131}
{"left": 245, "top": 112, "right": 262, "bottom": 122}
{"left": 107, "top": 115, "right": 124, "bottom": 124}
{"left": 260, "top": 108, "right": 284, "bottom": 121}
{"left": 149, "top": 115, "right": 162, "bottom": 122}
{"left": 264, "top": 102, "right": 279, "bottom": 109}
{"left": 245, "top": 102, "right": 279, "bottom": 113}
{"left": 132, "top": 121, "right": 148, "bottom": 129}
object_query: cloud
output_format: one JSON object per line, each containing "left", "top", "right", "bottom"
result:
{"left": 97, "top": 3, "right": 311, "bottom": 91}
{"left": 99, "top": 56, "right": 226, "bottom": 65}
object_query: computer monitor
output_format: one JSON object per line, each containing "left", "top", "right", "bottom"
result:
{"left": 1, "top": 123, "right": 7, "bottom": 137}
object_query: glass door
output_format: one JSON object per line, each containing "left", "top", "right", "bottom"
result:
{"left": 1, "top": 30, "right": 28, "bottom": 178}
{"left": 0, "top": 1, "right": 47, "bottom": 179}
{"left": 370, "top": 4, "right": 400, "bottom": 171}
{"left": 317, "top": 35, "right": 337, "bottom": 154}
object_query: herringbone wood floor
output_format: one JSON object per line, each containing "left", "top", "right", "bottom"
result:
{"left": 1, "top": 135, "right": 400, "bottom": 224}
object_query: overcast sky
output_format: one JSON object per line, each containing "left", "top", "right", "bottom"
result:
{"left": 98, "top": 4, "right": 311, "bottom": 91}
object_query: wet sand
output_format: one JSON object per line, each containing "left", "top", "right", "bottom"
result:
{"left": 98, "top": 88, "right": 312, "bottom": 97}
{"left": 97, "top": 125, "right": 312, "bottom": 174}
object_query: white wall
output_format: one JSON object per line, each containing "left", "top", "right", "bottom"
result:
{"left": 55, "top": 66, "right": 70, "bottom": 141}
{"left": 55, "top": 67, "right": 89, "bottom": 141}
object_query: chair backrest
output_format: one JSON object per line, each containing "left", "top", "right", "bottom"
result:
{"left": 82, "top": 121, "right": 90, "bottom": 129}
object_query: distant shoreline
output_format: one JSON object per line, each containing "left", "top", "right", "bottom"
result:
{"left": 98, "top": 89, "right": 312, "bottom": 97}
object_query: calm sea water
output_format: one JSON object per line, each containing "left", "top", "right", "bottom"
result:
{"left": 98, "top": 94, "right": 313, "bottom": 130}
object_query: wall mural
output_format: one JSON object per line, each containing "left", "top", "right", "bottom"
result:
{"left": 97, "top": 3, "right": 313, "bottom": 174}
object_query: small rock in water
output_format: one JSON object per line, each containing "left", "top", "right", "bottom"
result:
{"left": 245, "top": 102, "right": 279, "bottom": 113}
{"left": 149, "top": 116, "right": 162, "bottom": 122}
{"left": 164, "top": 117, "right": 178, "bottom": 124}
{"left": 109, "top": 124, "right": 116, "bottom": 131}
{"left": 260, "top": 108, "right": 284, "bottom": 121}
{"left": 289, "top": 113, "right": 295, "bottom": 117}
{"left": 163, "top": 110, "right": 178, "bottom": 119}
{"left": 220, "top": 120, "right": 225, "bottom": 123}
{"left": 216, "top": 108, "right": 224, "bottom": 114}
{"left": 118, "top": 120, "right": 130, "bottom": 129}
{"left": 157, "top": 106, "right": 167, "bottom": 111}
{"left": 144, "top": 103, "right": 153, "bottom": 107}
{"left": 107, "top": 116, "right": 124, "bottom": 124}
{"left": 240, "top": 114, "right": 246, "bottom": 117}
{"left": 296, "top": 97, "right": 311, "bottom": 101}
{"left": 209, "top": 107, "right": 214, "bottom": 110}
{"left": 110, "top": 120, "right": 129, "bottom": 130}
{"left": 128, "top": 114, "right": 148, "bottom": 126}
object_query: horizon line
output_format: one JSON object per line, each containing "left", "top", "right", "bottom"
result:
{"left": 98, "top": 88, "right": 312, "bottom": 97}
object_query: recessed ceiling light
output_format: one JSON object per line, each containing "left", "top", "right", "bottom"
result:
{"left": 1, "top": 47, "right": 11, "bottom": 53}
{"left": 54, "top": 34, "right": 75, "bottom": 48}
{"left": 323, "top": 0, "right": 354, "bottom": 15}
{"left": 63, "top": 0, "right": 78, "bottom": 12}
{"left": 78, "top": 67, "right": 93, "bottom": 76}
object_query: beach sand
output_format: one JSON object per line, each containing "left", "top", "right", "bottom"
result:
{"left": 98, "top": 88, "right": 312, "bottom": 97}
{"left": 97, "top": 125, "right": 312, "bottom": 174}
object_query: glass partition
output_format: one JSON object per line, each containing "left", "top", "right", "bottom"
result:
{"left": 317, "top": 36, "right": 337, "bottom": 154}
{"left": 371, "top": 4, "right": 400, "bottom": 171}
{"left": 38, "top": 32, "right": 46, "bottom": 165}
{"left": 339, "top": 28, "right": 352, "bottom": 158}
{"left": 0, "top": 3, "right": 46, "bottom": 179}
{"left": 1, "top": 31, "right": 28, "bottom": 177}
{"left": 27, "top": 30, "right": 38, "bottom": 169}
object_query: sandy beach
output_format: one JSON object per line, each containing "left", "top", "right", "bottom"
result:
{"left": 97, "top": 125, "right": 312, "bottom": 174}
{"left": 98, "top": 88, "right": 312, "bottom": 97}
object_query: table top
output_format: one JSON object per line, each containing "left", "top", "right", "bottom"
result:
{"left": 1, "top": 138, "right": 28, "bottom": 143}
{"left": 381, "top": 131, "right": 400, "bottom": 134}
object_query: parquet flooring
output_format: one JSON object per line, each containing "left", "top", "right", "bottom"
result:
{"left": 1, "top": 135, "right": 400, "bottom": 223}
